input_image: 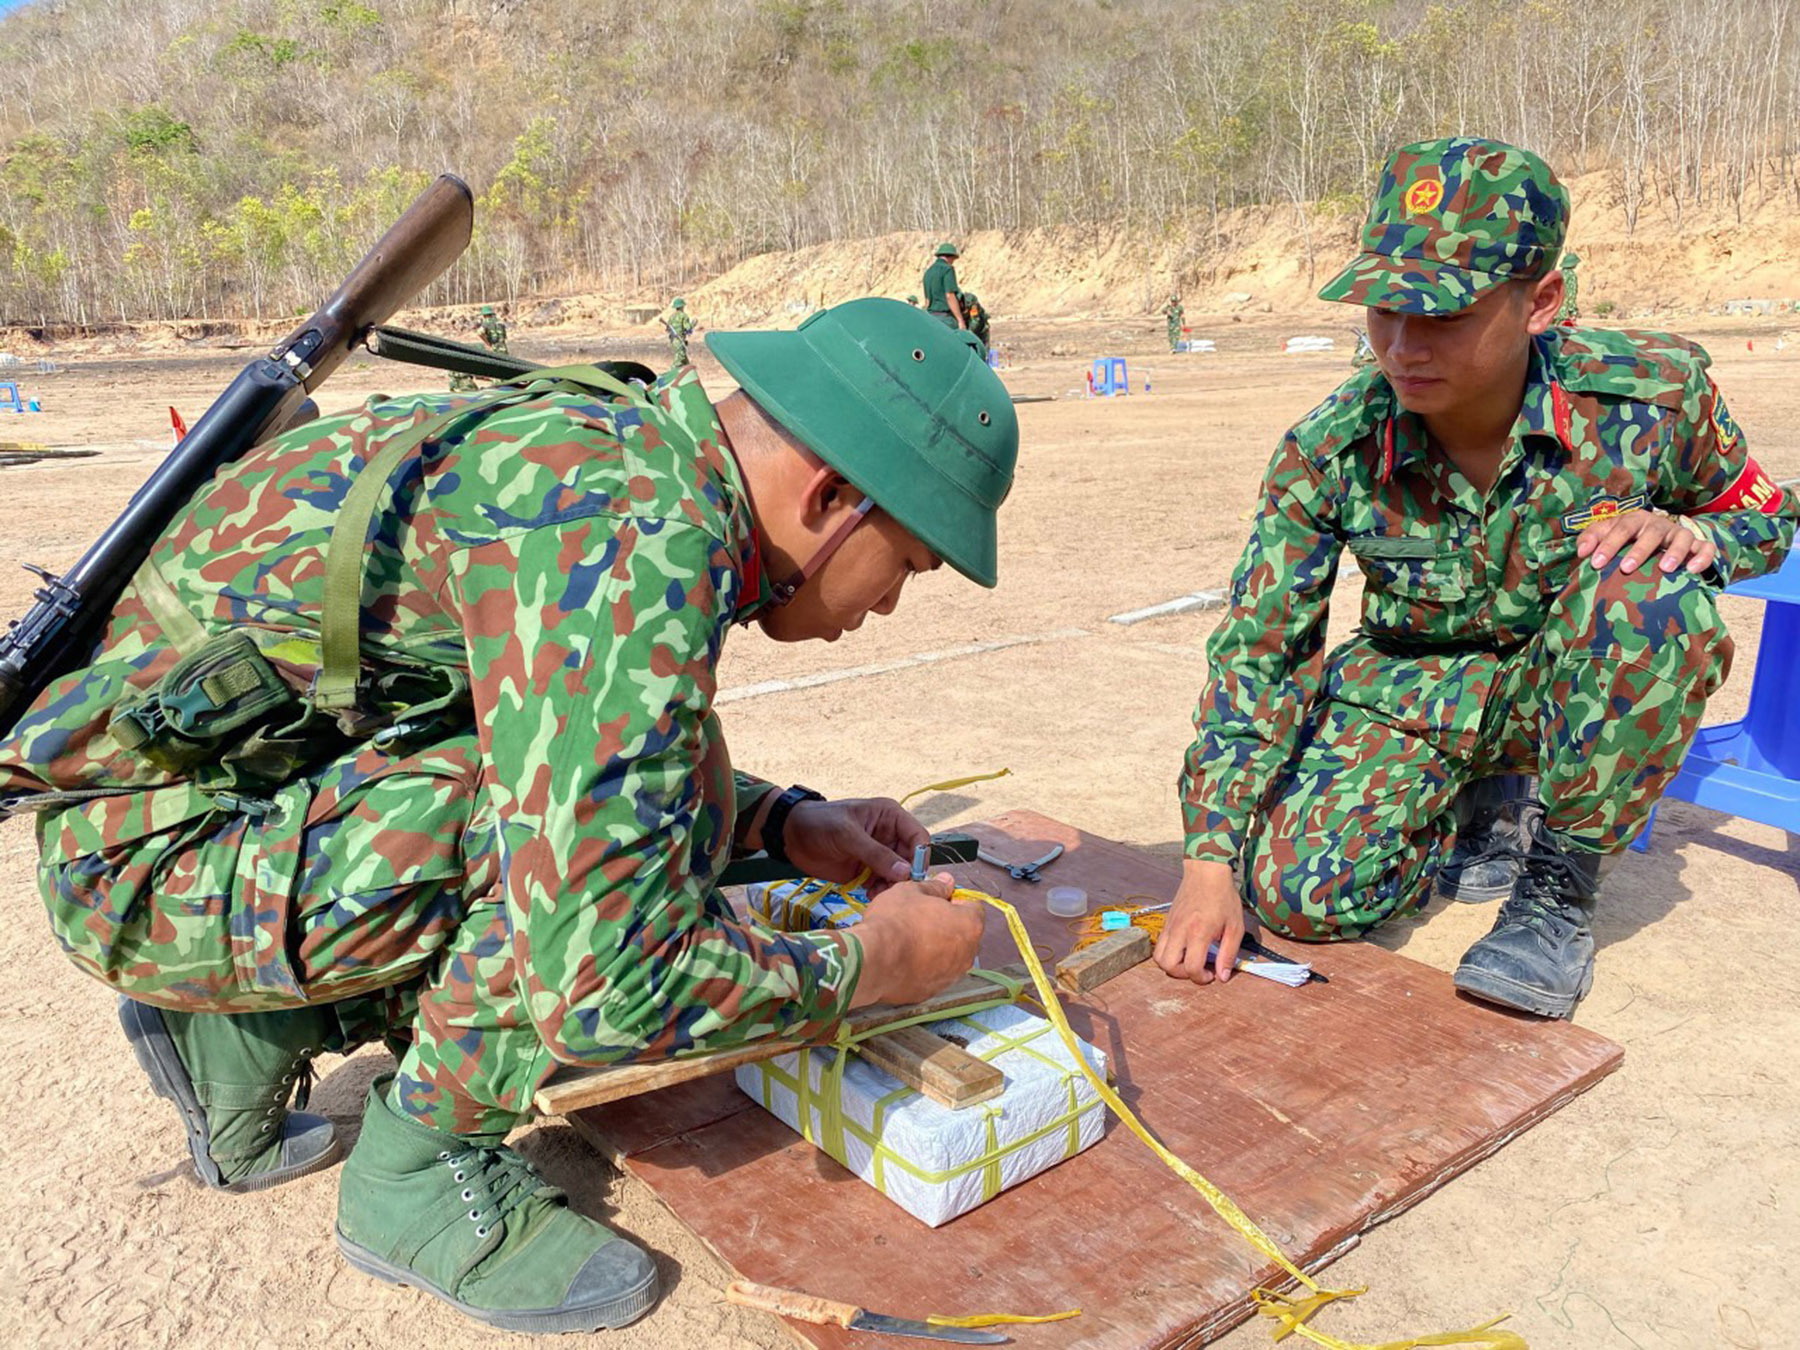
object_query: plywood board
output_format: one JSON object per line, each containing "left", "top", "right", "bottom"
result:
{"left": 569, "top": 811, "right": 1623, "bottom": 1349}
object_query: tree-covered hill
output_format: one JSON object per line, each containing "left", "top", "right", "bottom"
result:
{"left": 3, "top": 0, "right": 1798, "bottom": 324}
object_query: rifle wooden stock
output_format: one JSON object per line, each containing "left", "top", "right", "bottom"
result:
{"left": 0, "top": 175, "right": 475, "bottom": 734}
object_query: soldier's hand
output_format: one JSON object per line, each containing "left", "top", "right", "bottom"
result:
{"left": 1155, "top": 859, "right": 1247, "bottom": 985}
{"left": 781, "top": 797, "right": 930, "bottom": 892}
{"left": 1578, "top": 510, "right": 1718, "bottom": 576}
{"left": 848, "top": 872, "right": 985, "bottom": 1008}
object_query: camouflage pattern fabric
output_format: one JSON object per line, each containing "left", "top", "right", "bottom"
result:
{"left": 0, "top": 367, "right": 861, "bottom": 1134}
{"left": 1181, "top": 326, "right": 1798, "bottom": 929}
{"left": 1163, "top": 298, "right": 1185, "bottom": 352}
{"left": 1238, "top": 552, "right": 1730, "bottom": 939}
{"left": 1317, "top": 138, "right": 1570, "bottom": 315}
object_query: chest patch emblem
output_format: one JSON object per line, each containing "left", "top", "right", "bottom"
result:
{"left": 1561, "top": 493, "right": 1648, "bottom": 532}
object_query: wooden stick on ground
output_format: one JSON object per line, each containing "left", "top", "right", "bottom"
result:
{"left": 1054, "top": 926, "right": 1154, "bottom": 995}
{"left": 533, "top": 964, "right": 1027, "bottom": 1117}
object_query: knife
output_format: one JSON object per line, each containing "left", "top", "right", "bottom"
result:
{"left": 725, "top": 1280, "right": 1008, "bottom": 1344}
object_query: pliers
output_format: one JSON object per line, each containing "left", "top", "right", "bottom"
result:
{"left": 976, "top": 843, "right": 1065, "bottom": 883}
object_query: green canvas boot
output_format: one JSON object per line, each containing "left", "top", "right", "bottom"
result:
{"left": 335, "top": 1076, "right": 659, "bottom": 1333}
{"left": 119, "top": 998, "right": 340, "bottom": 1191}
{"left": 1436, "top": 774, "right": 1536, "bottom": 904}
{"left": 1453, "top": 808, "right": 1605, "bottom": 1019}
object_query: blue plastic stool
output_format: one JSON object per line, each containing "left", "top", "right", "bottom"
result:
{"left": 1091, "top": 357, "right": 1128, "bottom": 397}
{"left": 1633, "top": 548, "right": 1800, "bottom": 850}
{"left": 0, "top": 381, "right": 25, "bottom": 413}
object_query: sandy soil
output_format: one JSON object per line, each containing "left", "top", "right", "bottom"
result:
{"left": 1, "top": 313, "right": 1796, "bottom": 1350}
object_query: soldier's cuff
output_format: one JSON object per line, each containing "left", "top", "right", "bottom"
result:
{"left": 797, "top": 928, "right": 863, "bottom": 1023}
{"left": 1180, "top": 791, "right": 1245, "bottom": 864}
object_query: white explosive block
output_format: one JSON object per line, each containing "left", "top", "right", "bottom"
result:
{"left": 736, "top": 1003, "right": 1108, "bottom": 1227}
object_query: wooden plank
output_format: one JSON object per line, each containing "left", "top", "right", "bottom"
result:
{"left": 1055, "top": 925, "right": 1154, "bottom": 994}
{"left": 852, "top": 1026, "right": 1005, "bottom": 1108}
{"left": 571, "top": 810, "right": 1625, "bottom": 1350}
{"left": 534, "top": 964, "right": 1027, "bottom": 1116}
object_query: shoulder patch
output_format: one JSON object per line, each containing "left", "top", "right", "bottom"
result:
{"left": 1553, "top": 326, "right": 1706, "bottom": 410}
{"left": 1288, "top": 369, "right": 1388, "bottom": 462}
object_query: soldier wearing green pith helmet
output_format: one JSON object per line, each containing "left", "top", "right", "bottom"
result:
{"left": 661, "top": 296, "right": 696, "bottom": 365}
{"left": 0, "top": 299, "right": 1017, "bottom": 1332}
{"left": 1556, "top": 251, "right": 1581, "bottom": 324}
{"left": 922, "top": 241, "right": 965, "bottom": 330}
{"left": 1161, "top": 137, "right": 1796, "bottom": 1022}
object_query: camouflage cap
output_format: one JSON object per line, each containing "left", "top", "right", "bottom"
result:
{"left": 1318, "top": 138, "right": 1569, "bottom": 315}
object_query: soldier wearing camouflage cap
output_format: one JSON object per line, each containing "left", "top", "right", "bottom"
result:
{"left": 1161, "top": 137, "right": 1796, "bottom": 1021}
{"left": 0, "top": 298, "right": 1017, "bottom": 1330}
{"left": 923, "top": 241, "right": 966, "bottom": 331}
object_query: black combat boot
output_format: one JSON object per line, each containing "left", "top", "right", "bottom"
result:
{"left": 1436, "top": 774, "right": 1537, "bottom": 904}
{"left": 119, "top": 998, "right": 341, "bottom": 1191}
{"left": 1453, "top": 808, "right": 1604, "bottom": 1019}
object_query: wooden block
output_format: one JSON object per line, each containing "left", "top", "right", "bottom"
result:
{"left": 534, "top": 963, "right": 1027, "bottom": 1117}
{"left": 853, "top": 1026, "right": 1005, "bottom": 1108}
{"left": 1056, "top": 925, "right": 1153, "bottom": 994}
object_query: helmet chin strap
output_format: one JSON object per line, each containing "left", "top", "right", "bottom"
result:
{"left": 769, "top": 495, "right": 875, "bottom": 605}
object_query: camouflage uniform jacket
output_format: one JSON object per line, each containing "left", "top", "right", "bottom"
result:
{"left": 479, "top": 315, "right": 508, "bottom": 353}
{"left": 1180, "top": 325, "right": 1798, "bottom": 862}
{"left": 0, "top": 367, "right": 862, "bottom": 1062}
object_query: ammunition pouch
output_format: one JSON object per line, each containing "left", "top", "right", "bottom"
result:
{"left": 100, "top": 362, "right": 651, "bottom": 808}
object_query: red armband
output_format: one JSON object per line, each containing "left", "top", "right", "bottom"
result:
{"left": 1696, "top": 458, "right": 1785, "bottom": 515}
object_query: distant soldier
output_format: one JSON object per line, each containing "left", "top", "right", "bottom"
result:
{"left": 923, "top": 243, "right": 965, "bottom": 330}
{"left": 905, "top": 295, "right": 919, "bottom": 307}
{"left": 1556, "top": 252, "right": 1581, "bottom": 325}
{"left": 450, "top": 305, "right": 508, "bottom": 393}
{"left": 1350, "top": 328, "right": 1377, "bottom": 367}
{"left": 662, "top": 297, "right": 697, "bottom": 366}
{"left": 478, "top": 304, "right": 509, "bottom": 355}
{"left": 1163, "top": 294, "right": 1185, "bottom": 352}
{"left": 959, "top": 290, "right": 991, "bottom": 348}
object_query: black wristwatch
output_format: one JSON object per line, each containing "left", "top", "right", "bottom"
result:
{"left": 761, "top": 784, "right": 825, "bottom": 862}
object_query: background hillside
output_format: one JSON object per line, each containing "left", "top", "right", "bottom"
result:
{"left": 4, "top": 0, "right": 1800, "bottom": 326}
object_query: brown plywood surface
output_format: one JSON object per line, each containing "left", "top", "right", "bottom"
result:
{"left": 569, "top": 811, "right": 1624, "bottom": 1349}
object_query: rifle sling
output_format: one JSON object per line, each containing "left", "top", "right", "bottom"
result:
{"left": 313, "top": 364, "right": 656, "bottom": 713}
{"left": 366, "top": 324, "right": 544, "bottom": 382}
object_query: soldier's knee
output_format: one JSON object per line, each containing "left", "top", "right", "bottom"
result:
{"left": 1559, "top": 556, "right": 1732, "bottom": 680}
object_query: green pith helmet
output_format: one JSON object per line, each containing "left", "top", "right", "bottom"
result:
{"left": 1562, "top": 251, "right": 1581, "bottom": 267}
{"left": 934, "top": 241, "right": 959, "bottom": 258}
{"left": 672, "top": 297, "right": 686, "bottom": 309}
{"left": 480, "top": 305, "right": 495, "bottom": 316}
{"left": 906, "top": 294, "right": 919, "bottom": 304}
{"left": 707, "top": 298, "right": 1016, "bottom": 587}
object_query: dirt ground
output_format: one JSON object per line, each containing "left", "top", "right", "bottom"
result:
{"left": 1, "top": 312, "right": 1796, "bottom": 1350}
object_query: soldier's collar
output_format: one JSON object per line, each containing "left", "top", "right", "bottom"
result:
{"left": 1515, "top": 333, "right": 1572, "bottom": 452}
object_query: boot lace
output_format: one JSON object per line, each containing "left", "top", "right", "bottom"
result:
{"left": 1486, "top": 841, "right": 1592, "bottom": 940}
{"left": 438, "top": 1144, "right": 547, "bottom": 1241}
{"left": 259, "top": 1048, "right": 318, "bottom": 1137}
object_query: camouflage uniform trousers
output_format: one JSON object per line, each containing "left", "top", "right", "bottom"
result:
{"left": 1239, "top": 556, "right": 1732, "bottom": 940}
{"left": 670, "top": 335, "right": 690, "bottom": 366}
{"left": 38, "top": 731, "right": 608, "bottom": 1137}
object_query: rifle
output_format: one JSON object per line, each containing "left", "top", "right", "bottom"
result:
{"left": 0, "top": 174, "right": 476, "bottom": 734}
